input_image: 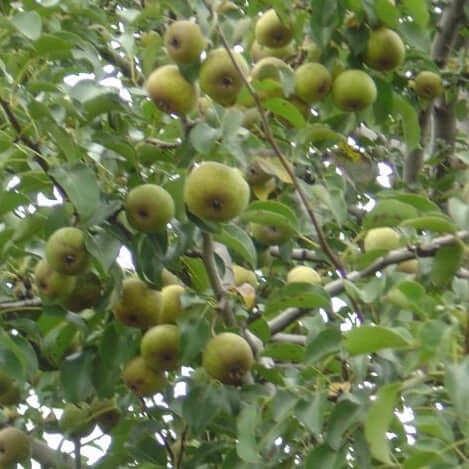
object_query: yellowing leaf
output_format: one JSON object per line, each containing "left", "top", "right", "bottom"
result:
{"left": 236, "top": 283, "right": 256, "bottom": 309}
{"left": 252, "top": 178, "right": 276, "bottom": 200}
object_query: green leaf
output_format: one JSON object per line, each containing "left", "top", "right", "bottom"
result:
{"left": 263, "top": 97, "right": 306, "bottom": 128}
{"left": 0, "top": 191, "right": 29, "bottom": 218}
{"left": 344, "top": 326, "right": 412, "bottom": 356}
{"left": 393, "top": 95, "right": 420, "bottom": 150}
{"left": 181, "top": 257, "right": 211, "bottom": 293}
{"left": 265, "top": 283, "right": 330, "bottom": 315}
{"left": 190, "top": 123, "right": 220, "bottom": 154}
{"left": 375, "top": 0, "right": 399, "bottom": 28}
{"left": 306, "top": 326, "right": 342, "bottom": 363}
{"left": 241, "top": 200, "right": 300, "bottom": 233}
{"left": 305, "top": 444, "right": 337, "bottom": 469}
{"left": 12, "top": 11, "right": 42, "bottom": 40}
{"left": 180, "top": 317, "right": 210, "bottom": 363}
{"left": 237, "top": 404, "right": 261, "bottom": 463}
{"left": 365, "top": 382, "right": 401, "bottom": 465}
{"left": 327, "top": 398, "right": 361, "bottom": 450}
{"left": 263, "top": 343, "right": 305, "bottom": 362}
{"left": 400, "top": 215, "right": 456, "bottom": 233}
{"left": 86, "top": 231, "right": 122, "bottom": 271}
{"left": 403, "top": 0, "right": 429, "bottom": 27}
{"left": 445, "top": 356, "right": 469, "bottom": 419}
{"left": 431, "top": 242, "right": 464, "bottom": 287}
{"left": 214, "top": 224, "right": 257, "bottom": 269}
{"left": 448, "top": 197, "right": 469, "bottom": 230}
{"left": 60, "top": 350, "right": 95, "bottom": 402}
{"left": 295, "top": 391, "right": 328, "bottom": 435}
{"left": 377, "top": 192, "right": 441, "bottom": 213}
{"left": 364, "top": 199, "right": 418, "bottom": 229}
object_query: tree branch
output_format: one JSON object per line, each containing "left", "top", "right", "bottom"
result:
{"left": 0, "top": 298, "right": 41, "bottom": 312}
{"left": 33, "top": 436, "right": 85, "bottom": 469}
{"left": 268, "top": 230, "right": 469, "bottom": 334}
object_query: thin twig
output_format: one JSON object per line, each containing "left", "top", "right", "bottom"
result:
{"left": 0, "top": 298, "right": 41, "bottom": 311}
{"left": 176, "top": 426, "right": 188, "bottom": 469}
{"left": 73, "top": 438, "right": 81, "bottom": 469}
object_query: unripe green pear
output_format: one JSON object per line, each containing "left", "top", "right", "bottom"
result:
{"left": 365, "top": 27, "right": 405, "bottom": 71}
{"left": 287, "top": 266, "right": 321, "bottom": 285}
{"left": 34, "top": 259, "right": 76, "bottom": 300}
{"left": 199, "top": 48, "right": 249, "bottom": 106}
{"left": 141, "top": 324, "right": 181, "bottom": 371}
{"left": 90, "top": 398, "right": 121, "bottom": 433}
{"left": 250, "top": 40, "right": 294, "bottom": 62}
{"left": 414, "top": 71, "right": 442, "bottom": 100}
{"left": 123, "top": 356, "right": 167, "bottom": 397}
{"left": 159, "top": 285, "right": 186, "bottom": 324}
{"left": 202, "top": 333, "right": 254, "bottom": 385}
{"left": 232, "top": 264, "right": 258, "bottom": 287}
{"left": 255, "top": 9, "right": 293, "bottom": 48}
{"left": 164, "top": 20, "right": 205, "bottom": 64}
{"left": 125, "top": 184, "right": 175, "bottom": 233}
{"left": 146, "top": 64, "right": 197, "bottom": 115}
{"left": 46, "top": 227, "right": 89, "bottom": 276}
{"left": 0, "top": 372, "right": 21, "bottom": 406}
{"left": 111, "top": 278, "right": 162, "bottom": 329}
{"left": 59, "top": 404, "right": 95, "bottom": 439}
{"left": 294, "top": 62, "right": 331, "bottom": 103}
{"left": 397, "top": 259, "right": 419, "bottom": 274}
{"left": 184, "top": 162, "right": 250, "bottom": 222}
{"left": 332, "top": 70, "right": 377, "bottom": 112}
{"left": 63, "top": 271, "right": 101, "bottom": 312}
{"left": 244, "top": 158, "right": 272, "bottom": 185}
{"left": 364, "top": 227, "right": 400, "bottom": 252}
{"left": 251, "top": 223, "right": 292, "bottom": 246}
{"left": 0, "top": 427, "right": 31, "bottom": 466}
{"left": 250, "top": 57, "right": 292, "bottom": 101}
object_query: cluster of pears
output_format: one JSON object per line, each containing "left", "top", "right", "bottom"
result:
{"left": 33, "top": 227, "right": 102, "bottom": 312}
{"left": 0, "top": 426, "right": 31, "bottom": 467}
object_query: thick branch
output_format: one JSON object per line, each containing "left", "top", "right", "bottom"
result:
{"left": 268, "top": 231, "right": 469, "bottom": 334}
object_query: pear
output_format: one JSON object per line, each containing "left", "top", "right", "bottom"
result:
{"left": 245, "top": 158, "right": 272, "bottom": 185}
{"left": 161, "top": 268, "right": 183, "bottom": 286}
{"left": 123, "top": 356, "right": 167, "bottom": 397}
{"left": 184, "top": 162, "right": 250, "bottom": 222}
{"left": 250, "top": 40, "right": 294, "bottom": 62}
{"left": 45, "top": 227, "right": 89, "bottom": 276}
{"left": 146, "top": 64, "right": 197, "bottom": 115}
{"left": 232, "top": 265, "right": 258, "bottom": 287}
{"left": 414, "top": 71, "right": 442, "bottom": 100}
{"left": 364, "top": 227, "right": 400, "bottom": 252}
{"left": 111, "top": 278, "right": 162, "bottom": 329}
{"left": 332, "top": 69, "right": 377, "bottom": 112}
{"left": 294, "top": 62, "right": 331, "bottom": 103}
{"left": 365, "top": 27, "right": 405, "bottom": 71}
{"left": 199, "top": 48, "right": 249, "bottom": 106}
{"left": 125, "top": 184, "right": 175, "bottom": 233}
{"left": 159, "top": 285, "right": 186, "bottom": 324}
{"left": 164, "top": 20, "right": 205, "bottom": 64}
{"left": 202, "top": 333, "right": 254, "bottom": 385}
{"left": 34, "top": 259, "right": 76, "bottom": 300}
{"left": 250, "top": 57, "right": 292, "bottom": 101}
{"left": 141, "top": 324, "right": 181, "bottom": 371}
{"left": 255, "top": 9, "right": 293, "bottom": 49}
{"left": 251, "top": 223, "right": 292, "bottom": 246}
{"left": 59, "top": 404, "right": 95, "bottom": 439}
{"left": 287, "top": 266, "right": 321, "bottom": 285}
{"left": 0, "top": 427, "right": 31, "bottom": 466}
{"left": 397, "top": 259, "right": 419, "bottom": 274}
{"left": 63, "top": 271, "right": 101, "bottom": 312}
{"left": 0, "top": 384, "right": 22, "bottom": 406}
{"left": 90, "top": 398, "right": 121, "bottom": 433}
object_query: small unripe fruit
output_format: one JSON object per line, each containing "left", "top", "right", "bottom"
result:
{"left": 34, "top": 259, "right": 76, "bottom": 300}
{"left": 63, "top": 271, "right": 101, "bottom": 312}
{"left": 159, "top": 285, "right": 186, "bottom": 324}
{"left": 397, "top": 259, "right": 419, "bottom": 274}
{"left": 251, "top": 223, "right": 292, "bottom": 246}
{"left": 141, "top": 324, "right": 181, "bottom": 371}
{"left": 255, "top": 9, "right": 293, "bottom": 49}
{"left": 250, "top": 40, "right": 294, "bottom": 62}
{"left": 287, "top": 266, "right": 321, "bottom": 285}
{"left": 364, "top": 227, "right": 400, "bottom": 252}
{"left": 414, "top": 71, "right": 442, "bottom": 100}
{"left": 59, "top": 404, "right": 95, "bottom": 438}
{"left": 365, "top": 27, "right": 405, "bottom": 71}
{"left": 0, "top": 427, "right": 31, "bottom": 466}
{"left": 332, "top": 70, "right": 377, "bottom": 112}
{"left": 294, "top": 62, "right": 331, "bottom": 103}
{"left": 164, "top": 21, "right": 205, "bottom": 64}
{"left": 123, "top": 356, "right": 167, "bottom": 397}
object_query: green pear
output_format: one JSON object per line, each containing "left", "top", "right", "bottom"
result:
{"left": 414, "top": 71, "right": 442, "bottom": 100}
{"left": 250, "top": 40, "right": 294, "bottom": 62}
{"left": 146, "top": 64, "right": 197, "bottom": 115}
{"left": 294, "top": 62, "right": 331, "bottom": 103}
{"left": 111, "top": 278, "right": 162, "bottom": 329}
{"left": 251, "top": 223, "right": 292, "bottom": 246}
{"left": 365, "top": 27, "right": 405, "bottom": 71}
{"left": 125, "top": 184, "right": 175, "bottom": 233}
{"left": 0, "top": 384, "right": 22, "bottom": 406}
{"left": 199, "top": 48, "right": 249, "bottom": 106}
{"left": 332, "top": 69, "right": 377, "bottom": 112}
{"left": 90, "top": 398, "right": 121, "bottom": 433}
{"left": 244, "top": 158, "right": 272, "bottom": 185}
{"left": 159, "top": 285, "right": 186, "bottom": 324}
{"left": 34, "top": 259, "right": 76, "bottom": 300}
{"left": 59, "top": 404, "right": 95, "bottom": 439}
{"left": 364, "top": 227, "right": 400, "bottom": 252}
{"left": 202, "top": 333, "right": 254, "bottom": 385}
{"left": 123, "top": 356, "right": 167, "bottom": 397}
{"left": 232, "top": 265, "right": 258, "bottom": 287}
{"left": 45, "top": 227, "right": 89, "bottom": 276}
{"left": 184, "top": 162, "right": 250, "bottom": 222}
{"left": 0, "top": 427, "right": 31, "bottom": 466}
{"left": 63, "top": 271, "right": 101, "bottom": 312}
{"left": 161, "top": 268, "right": 183, "bottom": 286}
{"left": 287, "top": 266, "right": 321, "bottom": 285}
{"left": 164, "top": 20, "right": 205, "bottom": 64}
{"left": 255, "top": 9, "right": 293, "bottom": 48}
{"left": 397, "top": 259, "right": 419, "bottom": 274}
{"left": 141, "top": 324, "right": 181, "bottom": 371}
{"left": 250, "top": 57, "right": 292, "bottom": 101}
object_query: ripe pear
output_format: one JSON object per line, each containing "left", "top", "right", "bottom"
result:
{"left": 141, "top": 324, "right": 181, "bottom": 371}
{"left": 111, "top": 278, "right": 162, "bottom": 329}
{"left": 414, "top": 71, "right": 442, "bottom": 100}
{"left": 123, "top": 356, "right": 167, "bottom": 397}
{"left": 46, "top": 227, "right": 89, "bottom": 276}
{"left": 199, "top": 48, "right": 249, "bottom": 106}
{"left": 125, "top": 184, "right": 175, "bottom": 233}
{"left": 146, "top": 64, "right": 197, "bottom": 115}
{"left": 184, "top": 162, "right": 250, "bottom": 222}
{"left": 397, "top": 259, "right": 419, "bottom": 274}
{"left": 294, "top": 62, "right": 331, "bottom": 103}
{"left": 34, "top": 259, "right": 76, "bottom": 301}
{"left": 255, "top": 9, "right": 293, "bottom": 48}
{"left": 164, "top": 20, "right": 205, "bottom": 64}
{"left": 251, "top": 223, "right": 292, "bottom": 246}
{"left": 232, "top": 265, "right": 258, "bottom": 287}
{"left": 364, "top": 227, "right": 400, "bottom": 252}
{"left": 0, "top": 427, "right": 31, "bottom": 466}
{"left": 159, "top": 285, "right": 186, "bottom": 324}
{"left": 63, "top": 271, "right": 101, "bottom": 312}
{"left": 59, "top": 404, "right": 95, "bottom": 438}
{"left": 202, "top": 333, "right": 254, "bottom": 385}
{"left": 250, "top": 40, "right": 294, "bottom": 62}
{"left": 287, "top": 266, "right": 321, "bottom": 285}
{"left": 332, "top": 70, "right": 377, "bottom": 112}
{"left": 365, "top": 27, "right": 405, "bottom": 71}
